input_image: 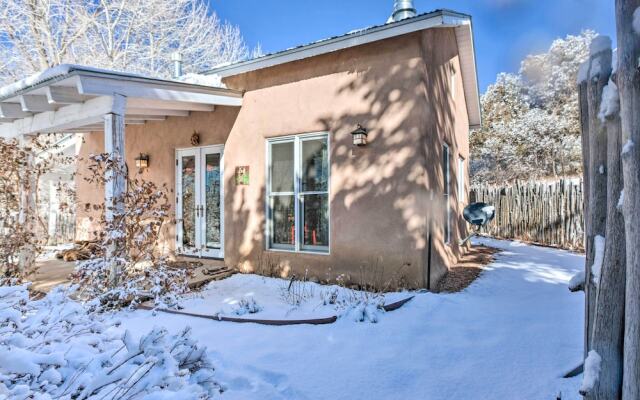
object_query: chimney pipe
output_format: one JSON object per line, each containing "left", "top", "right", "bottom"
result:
{"left": 391, "top": 0, "right": 417, "bottom": 22}
{"left": 171, "top": 52, "right": 183, "bottom": 78}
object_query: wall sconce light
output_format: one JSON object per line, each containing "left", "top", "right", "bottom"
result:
{"left": 351, "top": 124, "right": 369, "bottom": 146}
{"left": 135, "top": 153, "right": 150, "bottom": 169}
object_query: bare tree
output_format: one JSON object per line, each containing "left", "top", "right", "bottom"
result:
{"left": 0, "top": 0, "right": 250, "bottom": 83}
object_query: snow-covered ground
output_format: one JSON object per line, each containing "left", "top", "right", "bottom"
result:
{"left": 172, "top": 274, "right": 411, "bottom": 321}
{"left": 113, "top": 238, "right": 585, "bottom": 400}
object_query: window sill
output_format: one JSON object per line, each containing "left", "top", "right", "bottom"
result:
{"left": 266, "top": 248, "right": 330, "bottom": 256}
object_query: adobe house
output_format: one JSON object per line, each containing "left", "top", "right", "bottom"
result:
{"left": 0, "top": 5, "right": 480, "bottom": 289}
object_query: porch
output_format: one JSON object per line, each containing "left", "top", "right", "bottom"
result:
{"left": 0, "top": 65, "right": 243, "bottom": 271}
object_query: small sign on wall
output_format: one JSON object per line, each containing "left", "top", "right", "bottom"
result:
{"left": 235, "top": 166, "right": 250, "bottom": 185}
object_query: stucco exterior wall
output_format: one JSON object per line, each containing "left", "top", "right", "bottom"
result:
{"left": 415, "top": 28, "right": 471, "bottom": 286}
{"left": 75, "top": 27, "right": 470, "bottom": 289}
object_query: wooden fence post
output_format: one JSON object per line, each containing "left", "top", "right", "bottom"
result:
{"left": 583, "top": 40, "right": 611, "bottom": 363}
{"left": 588, "top": 57, "right": 626, "bottom": 399}
{"left": 470, "top": 180, "right": 585, "bottom": 249}
{"left": 616, "top": 1, "right": 640, "bottom": 398}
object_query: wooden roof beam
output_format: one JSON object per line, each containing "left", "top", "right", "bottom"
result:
{"left": 125, "top": 108, "right": 190, "bottom": 117}
{"left": 46, "top": 85, "right": 85, "bottom": 104}
{"left": 127, "top": 98, "right": 214, "bottom": 112}
{"left": 0, "top": 103, "right": 32, "bottom": 118}
{"left": 19, "top": 95, "right": 57, "bottom": 112}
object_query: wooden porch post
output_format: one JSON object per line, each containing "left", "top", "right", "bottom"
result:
{"left": 103, "top": 94, "right": 127, "bottom": 287}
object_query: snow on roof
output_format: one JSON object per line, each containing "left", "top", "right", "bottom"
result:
{"left": 0, "top": 65, "right": 72, "bottom": 99}
{"left": 0, "top": 64, "right": 228, "bottom": 102}
{"left": 176, "top": 73, "right": 226, "bottom": 89}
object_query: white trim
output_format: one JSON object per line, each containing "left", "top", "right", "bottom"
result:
{"left": 454, "top": 24, "right": 482, "bottom": 128}
{"left": 0, "top": 95, "right": 124, "bottom": 137}
{"left": 77, "top": 76, "right": 242, "bottom": 107}
{"left": 175, "top": 148, "right": 199, "bottom": 257}
{"left": 175, "top": 145, "right": 225, "bottom": 259}
{"left": 200, "top": 146, "right": 225, "bottom": 258}
{"left": 266, "top": 132, "right": 330, "bottom": 255}
{"left": 443, "top": 143, "right": 451, "bottom": 245}
{"left": 458, "top": 155, "right": 465, "bottom": 204}
{"left": 209, "top": 11, "right": 464, "bottom": 78}
{"left": 0, "top": 66, "right": 242, "bottom": 137}
{"left": 207, "top": 9, "right": 480, "bottom": 128}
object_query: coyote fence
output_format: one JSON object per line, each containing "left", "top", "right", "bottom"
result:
{"left": 470, "top": 179, "right": 584, "bottom": 250}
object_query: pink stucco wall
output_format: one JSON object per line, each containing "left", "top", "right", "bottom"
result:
{"left": 76, "top": 27, "right": 470, "bottom": 289}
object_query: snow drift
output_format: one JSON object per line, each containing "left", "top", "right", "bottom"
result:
{"left": 0, "top": 285, "right": 221, "bottom": 399}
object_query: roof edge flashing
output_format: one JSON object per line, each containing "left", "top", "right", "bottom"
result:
{"left": 206, "top": 10, "right": 470, "bottom": 78}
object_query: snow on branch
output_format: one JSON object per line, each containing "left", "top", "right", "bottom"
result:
{"left": 0, "top": 285, "right": 222, "bottom": 399}
{"left": 580, "top": 350, "right": 602, "bottom": 396}
{"left": 0, "top": 0, "right": 254, "bottom": 84}
{"left": 591, "top": 235, "right": 605, "bottom": 288}
{"left": 568, "top": 270, "right": 585, "bottom": 292}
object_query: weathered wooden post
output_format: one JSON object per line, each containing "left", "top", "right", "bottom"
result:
{"left": 587, "top": 45, "right": 626, "bottom": 399}
{"left": 616, "top": 1, "right": 640, "bottom": 398}
{"left": 103, "top": 94, "right": 127, "bottom": 287}
{"left": 581, "top": 37, "right": 612, "bottom": 363}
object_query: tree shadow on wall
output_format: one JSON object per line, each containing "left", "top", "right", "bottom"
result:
{"left": 313, "top": 30, "right": 466, "bottom": 287}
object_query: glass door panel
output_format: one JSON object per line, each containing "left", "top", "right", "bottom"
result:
{"left": 176, "top": 146, "right": 224, "bottom": 258}
{"left": 201, "top": 150, "right": 223, "bottom": 258}
{"left": 177, "top": 151, "right": 199, "bottom": 256}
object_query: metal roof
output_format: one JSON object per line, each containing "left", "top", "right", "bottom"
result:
{"left": 206, "top": 9, "right": 481, "bottom": 128}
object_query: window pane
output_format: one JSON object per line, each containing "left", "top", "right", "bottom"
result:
{"left": 205, "top": 153, "right": 221, "bottom": 248}
{"left": 271, "top": 142, "right": 294, "bottom": 192}
{"left": 301, "top": 194, "right": 329, "bottom": 249}
{"left": 458, "top": 157, "right": 465, "bottom": 203}
{"left": 181, "top": 155, "right": 196, "bottom": 248}
{"left": 301, "top": 138, "right": 328, "bottom": 192}
{"left": 443, "top": 146, "right": 450, "bottom": 243}
{"left": 270, "top": 195, "right": 295, "bottom": 248}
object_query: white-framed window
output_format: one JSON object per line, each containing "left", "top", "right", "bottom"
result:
{"left": 458, "top": 156, "right": 465, "bottom": 204}
{"left": 266, "top": 133, "right": 330, "bottom": 253}
{"left": 443, "top": 143, "right": 451, "bottom": 244}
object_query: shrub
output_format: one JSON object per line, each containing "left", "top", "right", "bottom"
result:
{"left": 73, "top": 153, "right": 188, "bottom": 310}
{"left": 0, "top": 284, "right": 221, "bottom": 399}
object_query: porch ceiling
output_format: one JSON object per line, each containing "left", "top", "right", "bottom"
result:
{"left": 0, "top": 65, "right": 243, "bottom": 138}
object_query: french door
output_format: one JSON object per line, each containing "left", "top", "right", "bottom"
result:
{"left": 176, "top": 145, "right": 224, "bottom": 259}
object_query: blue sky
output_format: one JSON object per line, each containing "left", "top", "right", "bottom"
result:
{"left": 210, "top": 1, "right": 615, "bottom": 93}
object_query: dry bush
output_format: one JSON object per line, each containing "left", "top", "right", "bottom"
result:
{"left": 73, "top": 153, "right": 188, "bottom": 310}
{"left": 256, "top": 252, "right": 283, "bottom": 277}
{"left": 279, "top": 270, "right": 315, "bottom": 307}
{"left": 347, "top": 258, "right": 412, "bottom": 293}
{"left": 0, "top": 284, "right": 222, "bottom": 398}
{"left": 0, "top": 136, "right": 73, "bottom": 282}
